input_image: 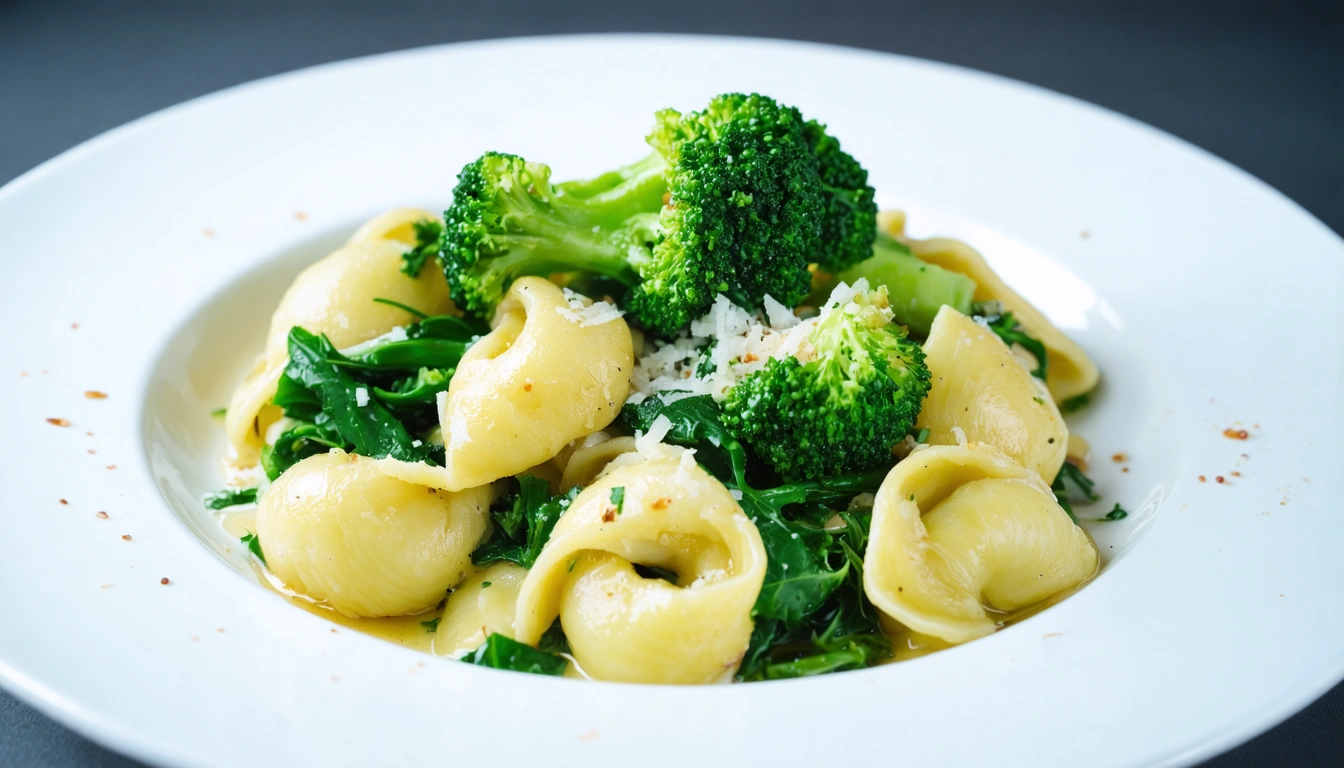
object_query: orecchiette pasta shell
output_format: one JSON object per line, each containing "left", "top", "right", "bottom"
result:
{"left": 257, "top": 451, "right": 491, "bottom": 618}
{"left": 514, "top": 454, "right": 766, "bottom": 684}
{"left": 918, "top": 305, "right": 1068, "bottom": 481}
{"left": 560, "top": 436, "right": 638, "bottom": 491}
{"left": 434, "top": 562, "right": 529, "bottom": 659}
{"left": 223, "top": 355, "right": 285, "bottom": 467}
{"left": 400, "top": 277, "right": 633, "bottom": 492}
{"left": 880, "top": 211, "right": 1100, "bottom": 403}
{"left": 263, "top": 207, "right": 454, "bottom": 361}
{"left": 864, "top": 443, "right": 1098, "bottom": 644}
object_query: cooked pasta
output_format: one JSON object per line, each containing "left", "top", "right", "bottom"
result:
{"left": 256, "top": 451, "right": 490, "bottom": 618}
{"left": 208, "top": 93, "right": 1114, "bottom": 683}
{"left": 917, "top": 305, "right": 1068, "bottom": 480}
{"left": 512, "top": 452, "right": 767, "bottom": 683}
{"left": 863, "top": 443, "right": 1098, "bottom": 644}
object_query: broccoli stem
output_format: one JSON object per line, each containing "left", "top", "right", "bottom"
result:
{"left": 837, "top": 233, "right": 977, "bottom": 336}
{"left": 556, "top": 152, "right": 668, "bottom": 228}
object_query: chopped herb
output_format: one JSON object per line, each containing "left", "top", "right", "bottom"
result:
{"left": 1104, "top": 503, "right": 1129, "bottom": 521}
{"left": 567, "top": 557, "right": 578, "bottom": 572}
{"left": 1061, "top": 393, "right": 1091, "bottom": 414}
{"left": 480, "top": 581, "right": 492, "bottom": 588}
{"left": 421, "top": 617, "right": 441, "bottom": 633}
{"left": 1051, "top": 462, "right": 1100, "bottom": 522}
{"left": 464, "top": 633, "right": 567, "bottom": 676}
{"left": 209, "top": 407, "right": 227, "bottom": 418}
{"left": 239, "top": 532, "right": 267, "bottom": 566}
{"left": 204, "top": 487, "right": 258, "bottom": 510}
{"left": 914, "top": 427, "right": 930, "bottom": 444}
{"left": 1033, "top": 396, "right": 1045, "bottom": 405}
{"left": 399, "top": 218, "right": 444, "bottom": 278}
{"left": 609, "top": 486, "right": 625, "bottom": 515}
{"left": 908, "top": 493, "right": 915, "bottom": 501}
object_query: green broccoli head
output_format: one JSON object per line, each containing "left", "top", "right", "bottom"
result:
{"left": 439, "top": 94, "right": 827, "bottom": 333}
{"left": 720, "top": 284, "right": 931, "bottom": 480}
{"left": 628, "top": 93, "right": 823, "bottom": 334}
{"left": 802, "top": 119, "right": 877, "bottom": 272}
{"left": 439, "top": 152, "right": 649, "bottom": 316}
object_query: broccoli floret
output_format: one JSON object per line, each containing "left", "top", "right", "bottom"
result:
{"left": 720, "top": 284, "right": 931, "bottom": 480}
{"left": 802, "top": 120, "right": 877, "bottom": 273}
{"left": 440, "top": 93, "right": 824, "bottom": 335}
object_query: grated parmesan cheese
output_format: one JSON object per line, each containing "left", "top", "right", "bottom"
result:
{"left": 556, "top": 287, "right": 626, "bottom": 327}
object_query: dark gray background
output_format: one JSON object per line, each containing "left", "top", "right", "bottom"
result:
{"left": 1, "top": 0, "right": 1340, "bottom": 765}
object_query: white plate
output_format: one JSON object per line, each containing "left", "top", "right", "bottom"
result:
{"left": 1, "top": 34, "right": 1340, "bottom": 768}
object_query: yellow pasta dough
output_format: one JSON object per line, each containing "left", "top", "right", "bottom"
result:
{"left": 864, "top": 443, "right": 1098, "bottom": 644}
{"left": 224, "top": 208, "right": 454, "bottom": 465}
{"left": 256, "top": 451, "right": 491, "bottom": 618}
{"left": 513, "top": 453, "right": 766, "bottom": 684}
{"left": 434, "top": 562, "right": 529, "bottom": 658}
{"left": 380, "top": 277, "right": 633, "bottom": 492}
{"left": 918, "top": 305, "right": 1068, "bottom": 481}
{"left": 879, "top": 210, "right": 1099, "bottom": 403}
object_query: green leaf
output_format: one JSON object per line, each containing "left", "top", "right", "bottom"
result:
{"left": 609, "top": 486, "right": 625, "bottom": 514}
{"left": 421, "top": 617, "right": 441, "bottom": 633}
{"left": 203, "top": 487, "right": 257, "bottom": 510}
{"left": 973, "top": 304, "right": 1049, "bottom": 380}
{"left": 618, "top": 394, "right": 747, "bottom": 484}
{"left": 209, "top": 407, "right": 227, "bottom": 419}
{"left": 536, "top": 619, "right": 571, "bottom": 655}
{"left": 239, "top": 531, "right": 267, "bottom": 566}
{"left": 371, "top": 297, "right": 429, "bottom": 318}
{"left": 371, "top": 367, "right": 454, "bottom": 406}
{"left": 400, "top": 218, "right": 443, "bottom": 277}
{"left": 471, "top": 477, "right": 578, "bottom": 569}
{"left": 464, "top": 633, "right": 567, "bottom": 676}
{"left": 261, "top": 420, "right": 347, "bottom": 481}
{"left": 281, "top": 327, "right": 436, "bottom": 466}
{"left": 333, "top": 337, "right": 469, "bottom": 372}
{"left": 1104, "top": 503, "right": 1129, "bottom": 521}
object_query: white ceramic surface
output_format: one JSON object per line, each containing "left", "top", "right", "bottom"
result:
{"left": 0, "top": 35, "right": 1340, "bottom": 768}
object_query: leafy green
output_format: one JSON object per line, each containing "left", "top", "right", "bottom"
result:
{"left": 471, "top": 476, "right": 580, "bottom": 569}
{"left": 370, "top": 297, "right": 429, "bottom": 318}
{"left": 537, "top": 619, "right": 571, "bottom": 656}
{"left": 400, "top": 218, "right": 443, "bottom": 277}
{"left": 464, "top": 633, "right": 567, "bottom": 676}
{"left": 421, "top": 617, "right": 441, "bottom": 633}
{"left": 633, "top": 564, "right": 679, "bottom": 585}
{"left": 1051, "top": 461, "right": 1100, "bottom": 521}
{"left": 239, "top": 531, "right": 267, "bottom": 566}
{"left": 609, "top": 486, "right": 625, "bottom": 515}
{"left": 371, "top": 367, "right": 454, "bottom": 406}
{"left": 280, "top": 327, "right": 438, "bottom": 465}
{"left": 203, "top": 487, "right": 257, "bottom": 510}
{"left": 261, "top": 420, "right": 347, "bottom": 481}
{"left": 1104, "top": 503, "right": 1129, "bottom": 521}
{"left": 972, "top": 302, "right": 1049, "bottom": 380}
{"left": 209, "top": 407, "right": 227, "bottom": 418}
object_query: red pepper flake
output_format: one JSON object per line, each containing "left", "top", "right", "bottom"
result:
{"left": 1080, "top": 229, "right": 1091, "bottom": 240}
{"left": 105, "top": 464, "right": 117, "bottom": 470}
{"left": 1111, "top": 452, "right": 1128, "bottom": 463}
{"left": 85, "top": 431, "right": 94, "bottom": 437}
{"left": 71, "top": 322, "right": 80, "bottom": 330}
{"left": 1230, "top": 471, "right": 1242, "bottom": 477}
{"left": 601, "top": 509, "right": 616, "bottom": 523}
{"left": 160, "top": 577, "right": 170, "bottom": 585}
{"left": 96, "top": 511, "right": 108, "bottom": 519}
{"left": 19, "top": 371, "right": 28, "bottom": 377}
{"left": 1215, "top": 476, "right": 1226, "bottom": 484}
{"left": 1198, "top": 475, "right": 1207, "bottom": 482}
{"left": 523, "top": 381, "right": 533, "bottom": 392}
{"left": 46, "top": 418, "right": 70, "bottom": 427}
{"left": 121, "top": 534, "right": 132, "bottom": 540}
{"left": 742, "top": 352, "right": 759, "bottom": 363}
{"left": 201, "top": 227, "right": 215, "bottom": 238}
{"left": 1222, "top": 428, "right": 1249, "bottom": 440}
{"left": 295, "top": 211, "right": 309, "bottom": 222}
{"left": 59, "top": 499, "right": 69, "bottom": 505}
{"left": 216, "top": 628, "right": 225, "bottom": 633}
{"left": 1121, "top": 467, "right": 1130, "bottom": 473}
{"left": 84, "top": 390, "right": 108, "bottom": 399}
{"left": 330, "top": 675, "right": 340, "bottom": 683}
{"left": 651, "top": 497, "right": 672, "bottom": 510}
